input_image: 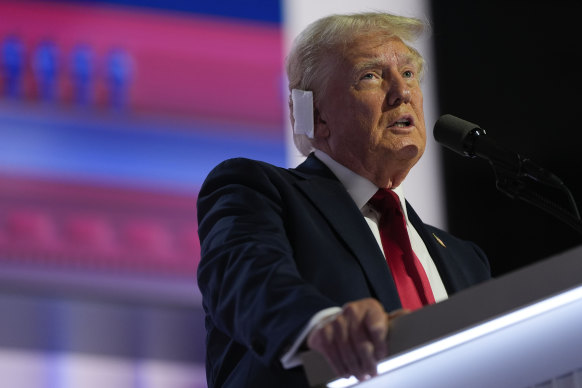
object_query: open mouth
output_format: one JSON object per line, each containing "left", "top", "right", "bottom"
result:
{"left": 389, "top": 115, "right": 414, "bottom": 128}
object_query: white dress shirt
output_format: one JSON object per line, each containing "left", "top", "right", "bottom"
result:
{"left": 281, "top": 150, "right": 448, "bottom": 368}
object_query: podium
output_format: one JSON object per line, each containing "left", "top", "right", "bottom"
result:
{"left": 302, "top": 245, "right": 582, "bottom": 388}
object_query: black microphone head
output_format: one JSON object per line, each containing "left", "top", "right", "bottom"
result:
{"left": 433, "top": 114, "right": 482, "bottom": 156}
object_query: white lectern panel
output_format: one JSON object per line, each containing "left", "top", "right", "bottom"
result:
{"left": 329, "top": 285, "right": 582, "bottom": 388}
{"left": 303, "top": 245, "right": 582, "bottom": 388}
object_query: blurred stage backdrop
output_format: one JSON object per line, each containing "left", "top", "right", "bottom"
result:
{"left": 0, "top": 0, "right": 283, "bottom": 386}
{"left": 0, "top": 0, "right": 580, "bottom": 387}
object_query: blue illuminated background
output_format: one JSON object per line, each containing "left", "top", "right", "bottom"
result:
{"left": 0, "top": 0, "right": 284, "bottom": 386}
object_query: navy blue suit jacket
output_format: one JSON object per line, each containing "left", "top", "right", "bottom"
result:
{"left": 197, "top": 154, "right": 490, "bottom": 388}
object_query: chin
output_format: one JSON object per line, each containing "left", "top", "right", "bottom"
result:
{"left": 395, "top": 144, "right": 422, "bottom": 162}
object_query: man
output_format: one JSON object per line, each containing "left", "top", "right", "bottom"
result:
{"left": 197, "top": 12, "right": 490, "bottom": 388}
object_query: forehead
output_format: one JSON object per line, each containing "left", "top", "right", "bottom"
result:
{"left": 341, "top": 34, "right": 418, "bottom": 69}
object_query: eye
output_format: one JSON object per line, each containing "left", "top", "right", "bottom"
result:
{"left": 361, "top": 72, "right": 376, "bottom": 80}
{"left": 403, "top": 70, "right": 414, "bottom": 78}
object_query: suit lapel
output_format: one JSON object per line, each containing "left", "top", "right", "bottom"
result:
{"left": 406, "top": 202, "right": 468, "bottom": 294}
{"left": 292, "top": 155, "right": 402, "bottom": 311}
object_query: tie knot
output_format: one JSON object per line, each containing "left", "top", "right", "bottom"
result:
{"left": 369, "top": 188, "right": 401, "bottom": 215}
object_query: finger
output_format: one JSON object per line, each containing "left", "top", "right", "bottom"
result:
{"left": 328, "top": 338, "right": 350, "bottom": 377}
{"left": 341, "top": 299, "right": 388, "bottom": 375}
{"left": 343, "top": 307, "right": 378, "bottom": 378}
{"left": 388, "top": 308, "right": 411, "bottom": 320}
{"left": 340, "top": 303, "right": 368, "bottom": 376}
{"left": 307, "top": 322, "right": 349, "bottom": 377}
{"left": 351, "top": 337, "right": 377, "bottom": 379}
{"left": 363, "top": 308, "right": 389, "bottom": 361}
{"left": 332, "top": 316, "right": 361, "bottom": 378}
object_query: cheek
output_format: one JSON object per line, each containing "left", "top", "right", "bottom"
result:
{"left": 413, "top": 93, "right": 425, "bottom": 123}
{"left": 353, "top": 93, "right": 384, "bottom": 123}
{"left": 334, "top": 96, "right": 373, "bottom": 131}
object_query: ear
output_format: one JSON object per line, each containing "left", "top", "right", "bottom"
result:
{"left": 314, "top": 108, "right": 330, "bottom": 139}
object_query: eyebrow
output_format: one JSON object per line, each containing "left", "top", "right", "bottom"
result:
{"left": 350, "top": 52, "right": 419, "bottom": 77}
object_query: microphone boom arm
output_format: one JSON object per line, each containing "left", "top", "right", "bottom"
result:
{"left": 491, "top": 161, "right": 582, "bottom": 236}
{"left": 434, "top": 114, "right": 582, "bottom": 236}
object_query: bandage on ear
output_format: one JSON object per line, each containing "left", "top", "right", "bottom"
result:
{"left": 291, "top": 89, "right": 314, "bottom": 139}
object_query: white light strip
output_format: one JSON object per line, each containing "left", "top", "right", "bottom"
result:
{"left": 328, "top": 285, "right": 582, "bottom": 388}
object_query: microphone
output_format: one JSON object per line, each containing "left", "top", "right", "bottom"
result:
{"left": 433, "top": 114, "right": 562, "bottom": 186}
{"left": 434, "top": 114, "right": 582, "bottom": 233}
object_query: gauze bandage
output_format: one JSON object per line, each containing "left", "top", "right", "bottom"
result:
{"left": 291, "top": 89, "right": 314, "bottom": 139}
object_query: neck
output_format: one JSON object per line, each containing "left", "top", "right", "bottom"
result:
{"left": 315, "top": 148, "right": 413, "bottom": 189}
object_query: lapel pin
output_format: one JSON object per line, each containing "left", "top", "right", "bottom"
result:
{"left": 432, "top": 233, "right": 446, "bottom": 248}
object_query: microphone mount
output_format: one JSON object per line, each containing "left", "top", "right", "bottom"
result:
{"left": 434, "top": 114, "right": 582, "bottom": 236}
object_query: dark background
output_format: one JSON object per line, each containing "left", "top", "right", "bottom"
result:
{"left": 431, "top": 0, "right": 582, "bottom": 276}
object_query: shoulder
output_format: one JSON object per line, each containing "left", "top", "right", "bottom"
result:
{"left": 197, "top": 158, "right": 302, "bottom": 217}
{"left": 207, "top": 157, "right": 284, "bottom": 178}
{"left": 200, "top": 158, "right": 292, "bottom": 192}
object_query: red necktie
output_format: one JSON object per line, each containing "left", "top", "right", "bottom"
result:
{"left": 369, "top": 189, "right": 435, "bottom": 310}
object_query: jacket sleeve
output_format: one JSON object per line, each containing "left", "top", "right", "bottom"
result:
{"left": 196, "top": 158, "right": 336, "bottom": 367}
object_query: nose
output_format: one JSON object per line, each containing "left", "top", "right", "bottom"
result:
{"left": 386, "top": 74, "right": 411, "bottom": 106}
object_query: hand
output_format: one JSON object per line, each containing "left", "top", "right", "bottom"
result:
{"left": 306, "top": 298, "right": 409, "bottom": 381}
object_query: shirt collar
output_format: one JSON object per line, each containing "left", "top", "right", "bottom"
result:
{"left": 313, "top": 150, "right": 409, "bottom": 218}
